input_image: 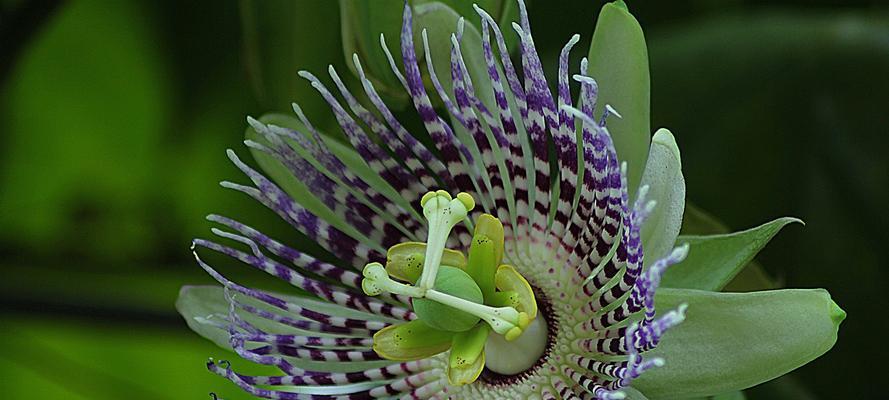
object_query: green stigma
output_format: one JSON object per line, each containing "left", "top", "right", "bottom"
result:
{"left": 360, "top": 191, "right": 538, "bottom": 385}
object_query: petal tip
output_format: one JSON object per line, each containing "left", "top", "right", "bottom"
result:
{"left": 830, "top": 300, "right": 847, "bottom": 325}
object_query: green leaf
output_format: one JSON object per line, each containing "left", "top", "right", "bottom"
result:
{"left": 240, "top": 0, "right": 340, "bottom": 112}
{"left": 588, "top": 1, "right": 651, "bottom": 197}
{"left": 662, "top": 217, "right": 801, "bottom": 291}
{"left": 640, "top": 129, "right": 685, "bottom": 264}
{"left": 0, "top": 0, "right": 170, "bottom": 263}
{"left": 634, "top": 288, "right": 844, "bottom": 399}
{"left": 712, "top": 391, "right": 747, "bottom": 400}
{"left": 680, "top": 203, "right": 731, "bottom": 235}
{"left": 678, "top": 203, "right": 781, "bottom": 292}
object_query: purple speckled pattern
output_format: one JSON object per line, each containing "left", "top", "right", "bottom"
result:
{"left": 191, "top": 1, "right": 687, "bottom": 398}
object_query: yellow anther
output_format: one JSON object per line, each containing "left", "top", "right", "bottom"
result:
{"left": 456, "top": 192, "right": 475, "bottom": 212}
{"left": 362, "top": 262, "right": 425, "bottom": 298}
{"left": 518, "top": 312, "right": 530, "bottom": 330}
{"left": 505, "top": 327, "right": 523, "bottom": 342}
{"left": 420, "top": 191, "right": 436, "bottom": 207}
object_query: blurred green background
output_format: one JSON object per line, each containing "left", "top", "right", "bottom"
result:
{"left": 1, "top": 0, "right": 886, "bottom": 398}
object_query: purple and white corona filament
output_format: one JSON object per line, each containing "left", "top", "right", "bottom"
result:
{"left": 185, "top": 1, "right": 693, "bottom": 399}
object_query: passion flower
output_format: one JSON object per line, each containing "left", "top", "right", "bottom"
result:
{"left": 178, "top": 1, "right": 843, "bottom": 399}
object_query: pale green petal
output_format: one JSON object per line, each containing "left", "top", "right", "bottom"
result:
{"left": 662, "top": 217, "right": 801, "bottom": 291}
{"left": 587, "top": 0, "right": 651, "bottom": 196}
{"left": 176, "top": 285, "right": 241, "bottom": 350}
{"left": 640, "top": 128, "right": 685, "bottom": 264}
{"left": 634, "top": 288, "right": 844, "bottom": 399}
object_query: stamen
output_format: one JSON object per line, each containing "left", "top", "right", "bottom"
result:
{"left": 425, "top": 289, "right": 529, "bottom": 340}
{"left": 361, "top": 262, "right": 425, "bottom": 298}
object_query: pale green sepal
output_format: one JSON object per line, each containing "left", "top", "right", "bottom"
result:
{"left": 262, "top": 382, "right": 389, "bottom": 396}
{"left": 176, "top": 286, "right": 395, "bottom": 372}
{"left": 587, "top": 1, "right": 651, "bottom": 197}
{"left": 639, "top": 128, "right": 686, "bottom": 264}
{"left": 373, "top": 319, "right": 455, "bottom": 361}
{"left": 661, "top": 217, "right": 801, "bottom": 291}
{"left": 249, "top": 112, "right": 421, "bottom": 226}
{"left": 177, "top": 285, "right": 392, "bottom": 350}
{"left": 176, "top": 285, "right": 241, "bottom": 350}
{"left": 634, "top": 288, "right": 844, "bottom": 399}
{"left": 721, "top": 262, "right": 780, "bottom": 292}
{"left": 339, "top": 0, "right": 514, "bottom": 105}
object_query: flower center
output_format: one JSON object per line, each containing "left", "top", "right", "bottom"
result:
{"left": 360, "top": 191, "right": 542, "bottom": 385}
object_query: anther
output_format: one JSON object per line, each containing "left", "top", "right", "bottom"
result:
{"left": 361, "top": 262, "right": 425, "bottom": 298}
